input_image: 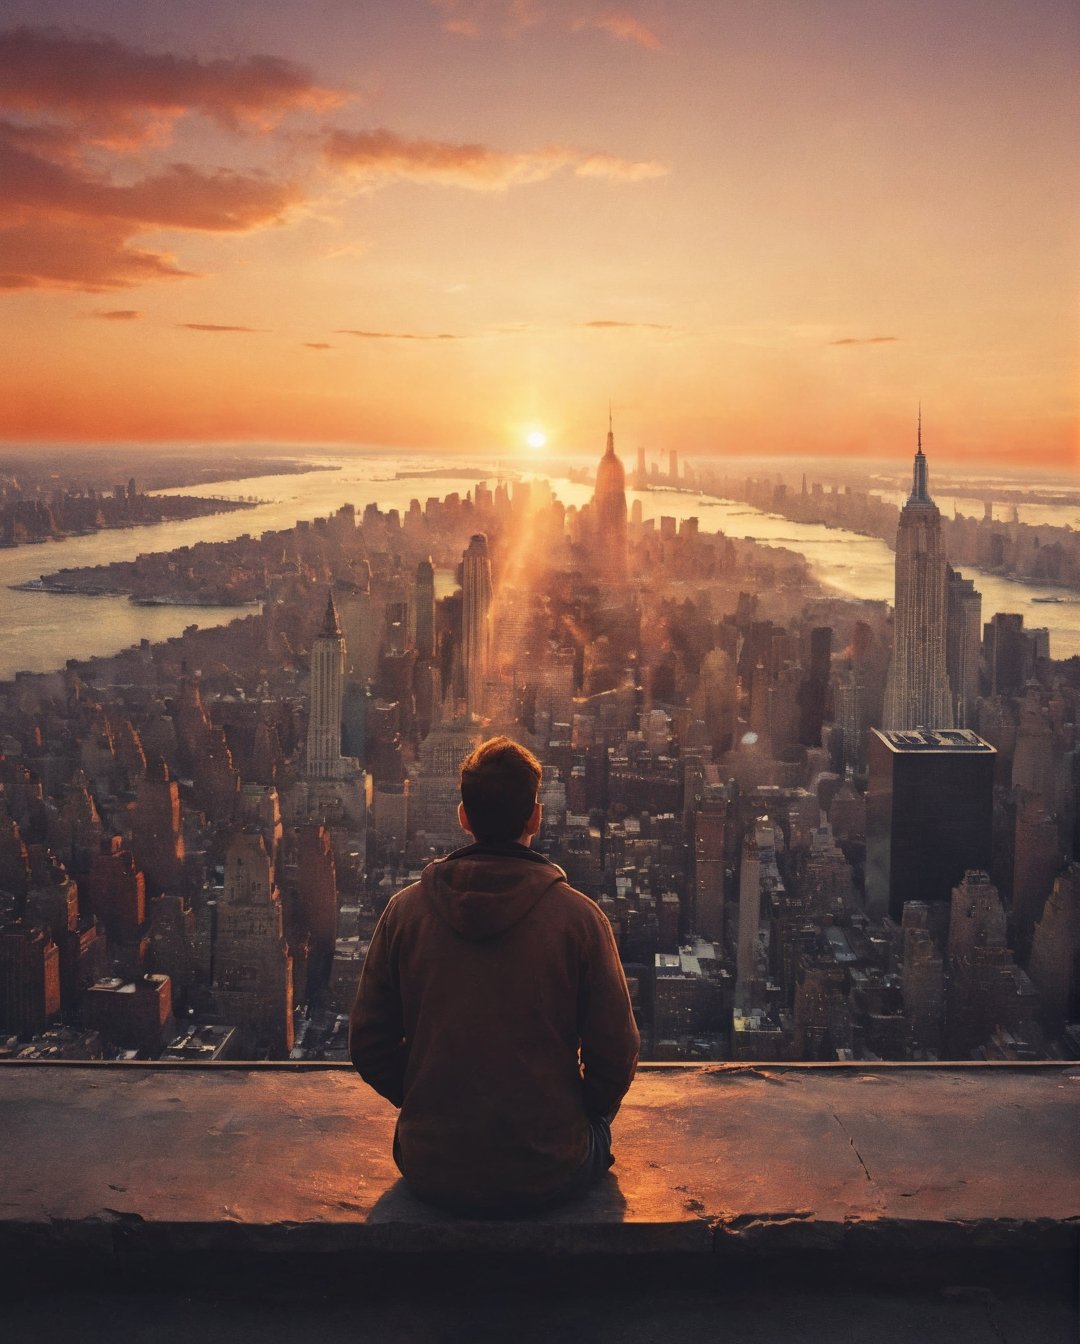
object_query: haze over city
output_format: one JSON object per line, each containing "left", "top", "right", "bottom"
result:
{"left": 1, "top": 0, "right": 1077, "bottom": 465}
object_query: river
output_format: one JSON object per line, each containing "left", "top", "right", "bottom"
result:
{"left": 0, "top": 453, "right": 1077, "bottom": 679}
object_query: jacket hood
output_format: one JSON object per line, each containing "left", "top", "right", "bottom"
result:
{"left": 423, "top": 842, "right": 568, "bottom": 941}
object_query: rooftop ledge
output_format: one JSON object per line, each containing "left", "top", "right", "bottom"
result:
{"left": 1, "top": 1061, "right": 1077, "bottom": 1281}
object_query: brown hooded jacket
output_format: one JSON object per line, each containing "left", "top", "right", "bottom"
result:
{"left": 349, "top": 842, "right": 639, "bottom": 1211}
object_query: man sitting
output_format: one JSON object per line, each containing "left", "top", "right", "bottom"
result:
{"left": 350, "top": 735, "right": 639, "bottom": 1215}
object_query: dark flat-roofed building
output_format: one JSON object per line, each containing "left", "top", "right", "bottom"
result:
{"left": 866, "top": 728, "right": 995, "bottom": 922}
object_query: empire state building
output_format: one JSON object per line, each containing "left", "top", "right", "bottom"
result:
{"left": 882, "top": 417, "right": 954, "bottom": 730}
{"left": 592, "top": 411, "right": 628, "bottom": 583}
{"left": 306, "top": 590, "right": 347, "bottom": 779}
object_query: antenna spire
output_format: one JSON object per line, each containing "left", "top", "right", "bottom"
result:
{"left": 320, "top": 588, "right": 342, "bottom": 637}
{"left": 909, "top": 405, "right": 931, "bottom": 504}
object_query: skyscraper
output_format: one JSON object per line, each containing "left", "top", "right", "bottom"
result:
{"left": 592, "top": 412, "right": 627, "bottom": 584}
{"left": 797, "top": 626, "right": 832, "bottom": 746}
{"left": 209, "top": 831, "right": 293, "bottom": 1057}
{"left": 883, "top": 416, "right": 954, "bottom": 730}
{"left": 866, "top": 727, "right": 995, "bottom": 921}
{"left": 985, "top": 611, "right": 1030, "bottom": 696}
{"left": 462, "top": 533, "right": 493, "bottom": 719}
{"left": 306, "top": 591, "right": 346, "bottom": 780}
{"left": 945, "top": 870, "right": 1017, "bottom": 1057}
{"left": 415, "top": 556, "right": 435, "bottom": 661}
{"left": 735, "top": 823, "right": 761, "bottom": 1001}
{"left": 295, "top": 823, "right": 338, "bottom": 970}
{"left": 0, "top": 922, "right": 60, "bottom": 1038}
{"left": 736, "top": 818, "right": 773, "bottom": 1007}
{"left": 131, "top": 756, "right": 185, "bottom": 897}
{"left": 289, "top": 590, "right": 367, "bottom": 832}
{"left": 946, "top": 564, "right": 982, "bottom": 728}
{"left": 634, "top": 444, "right": 647, "bottom": 491}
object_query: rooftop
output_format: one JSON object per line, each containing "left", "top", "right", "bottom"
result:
{"left": 872, "top": 727, "right": 996, "bottom": 754}
{"left": 1, "top": 1061, "right": 1077, "bottom": 1340}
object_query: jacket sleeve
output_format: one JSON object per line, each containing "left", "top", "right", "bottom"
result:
{"left": 579, "top": 910, "right": 640, "bottom": 1119}
{"left": 348, "top": 902, "right": 407, "bottom": 1107}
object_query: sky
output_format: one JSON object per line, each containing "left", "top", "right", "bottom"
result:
{"left": 1, "top": 0, "right": 1077, "bottom": 469}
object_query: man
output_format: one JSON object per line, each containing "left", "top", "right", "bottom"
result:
{"left": 350, "top": 736, "right": 639, "bottom": 1215}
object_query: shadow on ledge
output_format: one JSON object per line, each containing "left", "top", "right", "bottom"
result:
{"left": 365, "top": 1171, "right": 629, "bottom": 1229}
{"left": 0, "top": 1060, "right": 1076, "bottom": 1306}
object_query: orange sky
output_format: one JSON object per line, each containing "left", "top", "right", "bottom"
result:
{"left": 2, "top": 2, "right": 1077, "bottom": 468}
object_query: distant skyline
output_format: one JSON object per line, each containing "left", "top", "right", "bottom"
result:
{"left": 1, "top": 1, "right": 1077, "bottom": 467}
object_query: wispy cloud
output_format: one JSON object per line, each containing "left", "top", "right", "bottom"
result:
{"left": 178, "top": 322, "right": 264, "bottom": 333}
{"left": 336, "top": 328, "right": 460, "bottom": 340}
{"left": 0, "top": 117, "right": 82, "bottom": 162}
{"left": 431, "top": 2, "right": 661, "bottom": 49}
{"left": 829, "top": 335, "right": 899, "bottom": 346}
{"left": 322, "top": 240, "right": 372, "bottom": 260}
{"left": 0, "top": 128, "right": 303, "bottom": 290}
{"left": 0, "top": 29, "right": 320, "bottom": 290}
{"left": 572, "top": 11, "right": 662, "bottom": 50}
{"left": 304, "top": 341, "right": 333, "bottom": 349}
{"left": 0, "top": 26, "right": 344, "bottom": 144}
{"left": 0, "top": 220, "right": 193, "bottom": 291}
{"left": 1, "top": 140, "right": 302, "bottom": 233}
{"left": 92, "top": 308, "right": 142, "bottom": 320}
{"left": 323, "top": 127, "right": 666, "bottom": 191}
{"left": 0, "top": 24, "right": 663, "bottom": 294}
{"left": 573, "top": 152, "right": 666, "bottom": 182}
{"left": 430, "top": 1, "right": 547, "bottom": 38}
{"left": 582, "top": 319, "right": 670, "bottom": 329}
{"left": 324, "top": 128, "right": 572, "bottom": 190}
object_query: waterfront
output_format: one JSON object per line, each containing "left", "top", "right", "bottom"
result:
{"left": 0, "top": 452, "right": 1077, "bottom": 679}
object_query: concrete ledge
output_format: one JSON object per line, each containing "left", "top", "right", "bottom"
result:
{"left": 1, "top": 1062, "right": 1077, "bottom": 1276}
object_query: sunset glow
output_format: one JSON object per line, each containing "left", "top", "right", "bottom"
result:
{"left": 1, "top": 1, "right": 1076, "bottom": 467}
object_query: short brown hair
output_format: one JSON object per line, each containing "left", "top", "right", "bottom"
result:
{"left": 460, "top": 736, "right": 542, "bottom": 843}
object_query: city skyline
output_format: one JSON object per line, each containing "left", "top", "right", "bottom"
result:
{"left": 1, "top": 420, "right": 1077, "bottom": 1066}
{"left": 1, "top": 1, "right": 1076, "bottom": 467}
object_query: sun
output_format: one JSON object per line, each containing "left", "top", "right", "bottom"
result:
{"left": 526, "top": 429, "right": 546, "bottom": 450}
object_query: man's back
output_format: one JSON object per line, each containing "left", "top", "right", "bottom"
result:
{"left": 349, "top": 841, "right": 639, "bottom": 1213}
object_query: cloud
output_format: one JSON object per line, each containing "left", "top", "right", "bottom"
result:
{"left": 0, "top": 220, "right": 193, "bottom": 291}
{"left": 0, "top": 125, "right": 302, "bottom": 289}
{"left": 323, "top": 127, "right": 665, "bottom": 191}
{"left": 0, "top": 116, "right": 81, "bottom": 162}
{"left": 572, "top": 11, "right": 662, "bottom": 49}
{"left": 573, "top": 152, "right": 667, "bottom": 182}
{"left": 324, "top": 128, "right": 572, "bottom": 190}
{"left": 0, "top": 26, "right": 344, "bottom": 143}
{"left": 829, "top": 335, "right": 899, "bottom": 346}
{"left": 0, "top": 26, "right": 660, "bottom": 293}
{"left": 0, "top": 27, "right": 340, "bottom": 288}
{"left": 178, "top": 323, "right": 263, "bottom": 333}
{"left": 322, "top": 240, "right": 372, "bottom": 260}
{"left": 337, "top": 328, "right": 460, "bottom": 340}
{"left": 430, "top": 1, "right": 544, "bottom": 37}
{"left": 92, "top": 308, "right": 142, "bottom": 320}
{"left": 582, "top": 319, "right": 670, "bottom": 329}
{"left": 431, "top": 2, "right": 661, "bottom": 49}
{"left": 304, "top": 342, "right": 333, "bottom": 349}
{"left": 0, "top": 138, "right": 301, "bottom": 232}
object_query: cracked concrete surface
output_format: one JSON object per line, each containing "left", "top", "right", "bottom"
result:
{"left": 831, "top": 1109, "right": 878, "bottom": 1191}
{"left": 0, "top": 1062, "right": 1076, "bottom": 1262}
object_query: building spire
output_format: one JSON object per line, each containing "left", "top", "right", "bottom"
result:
{"left": 320, "top": 588, "right": 342, "bottom": 638}
{"left": 605, "top": 401, "right": 615, "bottom": 455}
{"left": 909, "top": 406, "right": 930, "bottom": 505}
